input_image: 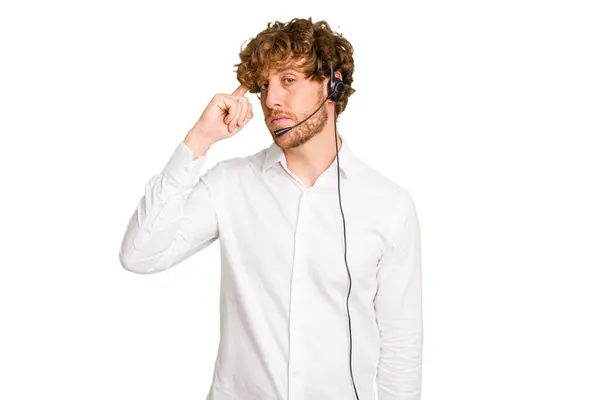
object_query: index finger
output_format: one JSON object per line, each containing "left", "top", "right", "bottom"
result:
{"left": 232, "top": 84, "right": 249, "bottom": 96}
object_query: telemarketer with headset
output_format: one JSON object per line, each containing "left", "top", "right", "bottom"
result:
{"left": 119, "top": 17, "right": 424, "bottom": 400}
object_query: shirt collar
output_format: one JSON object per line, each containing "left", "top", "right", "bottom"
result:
{"left": 261, "top": 133, "right": 358, "bottom": 179}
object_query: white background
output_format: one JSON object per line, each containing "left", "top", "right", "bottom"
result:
{"left": 1, "top": 0, "right": 598, "bottom": 399}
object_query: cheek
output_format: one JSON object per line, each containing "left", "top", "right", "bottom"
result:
{"left": 298, "top": 96, "right": 318, "bottom": 116}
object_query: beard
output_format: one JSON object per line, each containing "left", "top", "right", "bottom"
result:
{"left": 269, "top": 91, "right": 328, "bottom": 150}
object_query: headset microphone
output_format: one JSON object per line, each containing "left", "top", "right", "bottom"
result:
{"left": 272, "top": 94, "right": 331, "bottom": 136}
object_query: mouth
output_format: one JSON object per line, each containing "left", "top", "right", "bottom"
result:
{"left": 270, "top": 117, "right": 290, "bottom": 124}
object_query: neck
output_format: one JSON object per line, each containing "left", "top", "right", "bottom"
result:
{"left": 284, "top": 125, "right": 342, "bottom": 187}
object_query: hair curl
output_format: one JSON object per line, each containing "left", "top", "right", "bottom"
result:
{"left": 234, "top": 17, "right": 356, "bottom": 116}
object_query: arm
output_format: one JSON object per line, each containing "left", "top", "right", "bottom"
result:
{"left": 118, "top": 140, "right": 221, "bottom": 274}
{"left": 374, "top": 191, "right": 423, "bottom": 400}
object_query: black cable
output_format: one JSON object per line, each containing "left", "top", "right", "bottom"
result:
{"left": 334, "top": 112, "right": 360, "bottom": 400}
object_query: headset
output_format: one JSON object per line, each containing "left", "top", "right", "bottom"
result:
{"left": 273, "top": 64, "right": 346, "bottom": 136}
{"left": 271, "top": 63, "right": 360, "bottom": 400}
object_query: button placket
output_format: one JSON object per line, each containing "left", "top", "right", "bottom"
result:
{"left": 288, "top": 191, "right": 310, "bottom": 399}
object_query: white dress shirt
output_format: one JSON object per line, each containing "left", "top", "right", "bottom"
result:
{"left": 119, "top": 134, "right": 423, "bottom": 400}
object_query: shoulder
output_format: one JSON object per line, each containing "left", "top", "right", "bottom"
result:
{"left": 352, "top": 156, "right": 416, "bottom": 209}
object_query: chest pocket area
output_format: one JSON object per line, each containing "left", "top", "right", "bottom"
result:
{"left": 303, "top": 225, "right": 383, "bottom": 295}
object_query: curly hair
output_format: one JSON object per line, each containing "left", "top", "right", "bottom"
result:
{"left": 234, "top": 17, "right": 356, "bottom": 116}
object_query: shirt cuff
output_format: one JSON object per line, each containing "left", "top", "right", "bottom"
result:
{"left": 161, "top": 141, "right": 206, "bottom": 188}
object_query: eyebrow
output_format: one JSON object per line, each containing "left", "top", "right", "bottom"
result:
{"left": 261, "top": 69, "right": 300, "bottom": 80}
{"left": 258, "top": 71, "right": 300, "bottom": 86}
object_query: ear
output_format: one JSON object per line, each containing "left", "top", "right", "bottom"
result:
{"left": 334, "top": 70, "right": 343, "bottom": 81}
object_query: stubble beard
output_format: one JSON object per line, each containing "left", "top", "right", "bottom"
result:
{"left": 270, "top": 91, "right": 328, "bottom": 150}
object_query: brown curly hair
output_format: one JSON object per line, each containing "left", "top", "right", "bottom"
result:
{"left": 234, "top": 17, "right": 356, "bottom": 116}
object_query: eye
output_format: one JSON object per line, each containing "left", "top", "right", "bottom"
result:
{"left": 257, "top": 77, "right": 295, "bottom": 93}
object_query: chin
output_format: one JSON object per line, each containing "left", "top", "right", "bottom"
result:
{"left": 273, "top": 132, "right": 293, "bottom": 148}
{"left": 282, "top": 129, "right": 318, "bottom": 150}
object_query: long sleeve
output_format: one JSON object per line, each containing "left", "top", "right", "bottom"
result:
{"left": 118, "top": 141, "right": 221, "bottom": 274}
{"left": 374, "top": 191, "right": 423, "bottom": 400}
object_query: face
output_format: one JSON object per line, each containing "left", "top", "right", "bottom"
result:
{"left": 258, "top": 68, "right": 328, "bottom": 150}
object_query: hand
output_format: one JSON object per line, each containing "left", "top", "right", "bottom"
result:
{"left": 191, "top": 84, "right": 254, "bottom": 144}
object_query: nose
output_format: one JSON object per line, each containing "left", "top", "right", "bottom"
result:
{"left": 264, "top": 80, "right": 286, "bottom": 110}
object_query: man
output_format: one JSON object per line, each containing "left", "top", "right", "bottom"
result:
{"left": 119, "top": 17, "right": 423, "bottom": 400}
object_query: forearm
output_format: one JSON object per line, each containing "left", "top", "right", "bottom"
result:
{"left": 183, "top": 127, "right": 215, "bottom": 161}
{"left": 376, "top": 277, "right": 423, "bottom": 400}
{"left": 119, "top": 141, "right": 218, "bottom": 274}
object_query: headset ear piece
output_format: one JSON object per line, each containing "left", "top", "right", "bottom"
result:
{"left": 328, "top": 69, "right": 346, "bottom": 103}
{"left": 331, "top": 80, "right": 346, "bottom": 102}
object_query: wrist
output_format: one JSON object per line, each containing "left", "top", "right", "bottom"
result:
{"left": 183, "top": 129, "right": 215, "bottom": 160}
